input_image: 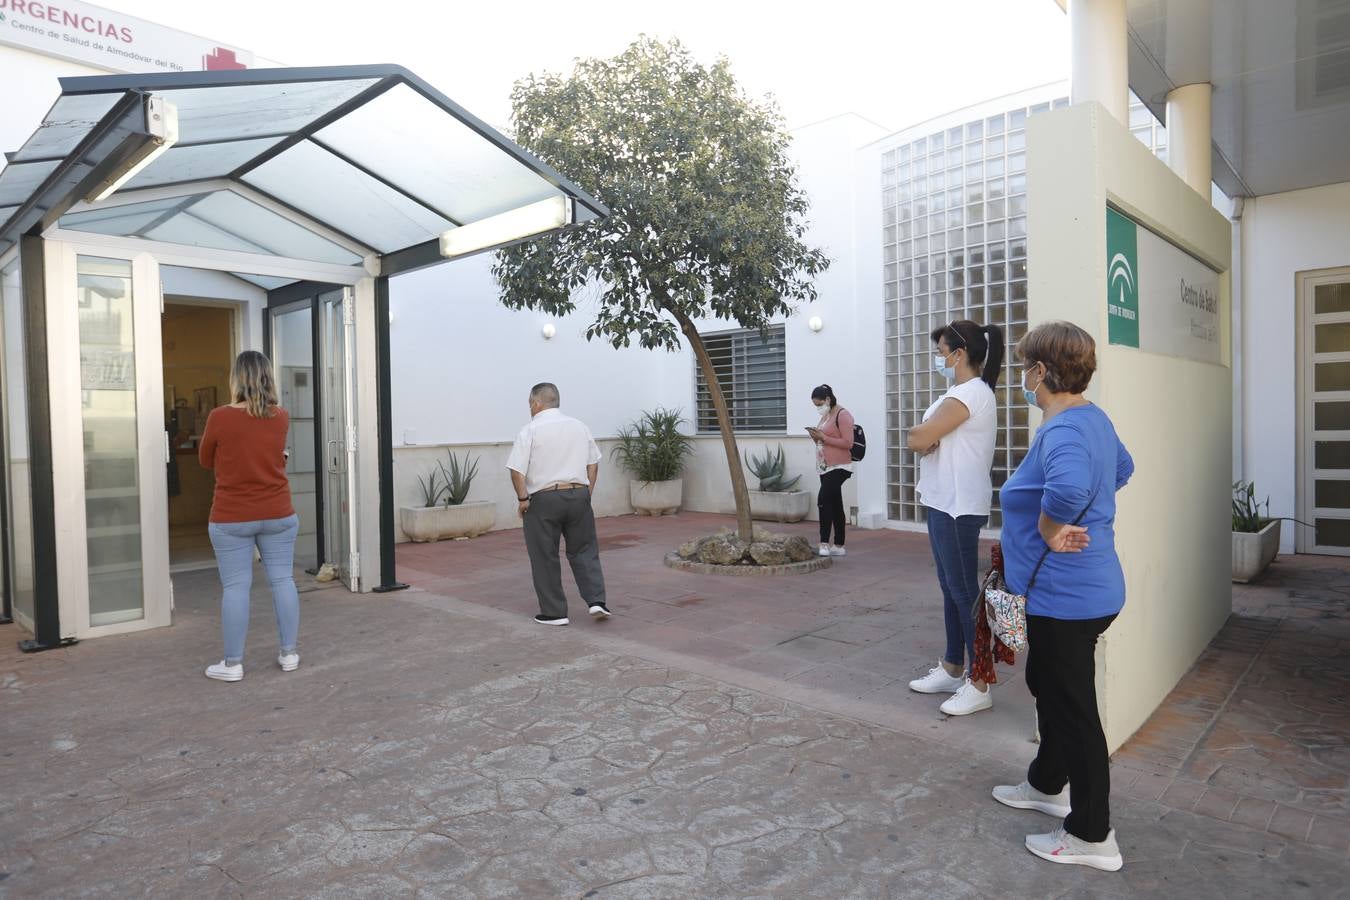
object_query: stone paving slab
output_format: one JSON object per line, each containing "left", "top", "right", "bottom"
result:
{"left": 399, "top": 513, "right": 1350, "bottom": 860}
{"left": 1112, "top": 554, "right": 1350, "bottom": 856}
{"left": 397, "top": 514, "right": 1042, "bottom": 765}
{"left": 1, "top": 562, "right": 1347, "bottom": 898}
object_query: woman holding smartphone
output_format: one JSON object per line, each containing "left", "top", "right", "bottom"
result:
{"left": 806, "top": 384, "right": 856, "bottom": 558}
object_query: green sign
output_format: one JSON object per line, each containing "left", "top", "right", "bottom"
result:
{"left": 1106, "top": 207, "right": 1140, "bottom": 348}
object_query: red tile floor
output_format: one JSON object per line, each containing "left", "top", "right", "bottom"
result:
{"left": 396, "top": 513, "right": 1350, "bottom": 854}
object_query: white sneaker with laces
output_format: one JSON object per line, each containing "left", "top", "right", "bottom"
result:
{"left": 992, "top": 781, "right": 1071, "bottom": 817}
{"left": 818, "top": 543, "right": 831, "bottom": 557}
{"left": 908, "top": 662, "right": 967, "bottom": 694}
{"left": 205, "top": 661, "right": 243, "bottom": 682}
{"left": 1025, "top": 826, "right": 1122, "bottom": 871}
{"left": 278, "top": 652, "right": 300, "bottom": 672}
{"left": 940, "top": 679, "right": 993, "bottom": 716}
{"left": 829, "top": 545, "right": 847, "bottom": 557}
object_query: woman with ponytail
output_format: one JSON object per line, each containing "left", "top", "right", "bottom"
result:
{"left": 198, "top": 350, "right": 301, "bottom": 683}
{"left": 905, "top": 319, "right": 1004, "bottom": 716}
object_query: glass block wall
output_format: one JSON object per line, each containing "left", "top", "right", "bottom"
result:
{"left": 882, "top": 93, "right": 1168, "bottom": 527}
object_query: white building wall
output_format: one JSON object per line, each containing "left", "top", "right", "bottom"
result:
{"left": 387, "top": 113, "right": 888, "bottom": 535}
{"left": 1239, "top": 181, "right": 1350, "bottom": 553}
{"left": 0, "top": 45, "right": 105, "bottom": 155}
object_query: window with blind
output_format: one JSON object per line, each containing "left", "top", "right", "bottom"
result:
{"left": 694, "top": 325, "right": 787, "bottom": 434}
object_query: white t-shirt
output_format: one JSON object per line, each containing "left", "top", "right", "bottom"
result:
{"left": 505, "top": 408, "right": 602, "bottom": 496}
{"left": 916, "top": 378, "right": 997, "bottom": 518}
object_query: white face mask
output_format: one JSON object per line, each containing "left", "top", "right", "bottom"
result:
{"left": 1021, "top": 367, "right": 1042, "bottom": 408}
{"left": 933, "top": 351, "right": 957, "bottom": 381}
{"left": 814, "top": 402, "right": 829, "bottom": 417}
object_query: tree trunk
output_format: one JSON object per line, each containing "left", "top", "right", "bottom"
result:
{"left": 668, "top": 308, "right": 754, "bottom": 543}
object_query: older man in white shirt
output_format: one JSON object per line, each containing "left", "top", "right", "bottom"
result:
{"left": 506, "top": 382, "right": 610, "bottom": 625}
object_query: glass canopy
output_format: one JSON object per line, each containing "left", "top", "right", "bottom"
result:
{"left": 0, "top": 66, "right": 606, "bottom": 283}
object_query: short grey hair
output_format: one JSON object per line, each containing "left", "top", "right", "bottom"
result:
{"left": 530, "top": 382, "right": 560, "bottom": 408}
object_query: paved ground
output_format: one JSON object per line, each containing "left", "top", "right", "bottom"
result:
{"left": 0, "top": 514, "right": 1346, "bottom": 897}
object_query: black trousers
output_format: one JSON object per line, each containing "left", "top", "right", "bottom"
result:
{"left": 818, "top": 469, "right": 851, "bottom": 545}
{"left": 522, "top": 487, "right": 606, "bottom": 617}
{"left": 1025, "top": 612, "right": 1118, "bottom": 843}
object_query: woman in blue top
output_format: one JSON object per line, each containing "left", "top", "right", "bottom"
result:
{"left": 991, "top": 321, "right": 1134, "bottom": 874}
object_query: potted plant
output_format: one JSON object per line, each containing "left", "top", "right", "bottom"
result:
{"left": 745, "top": 444, "right": 811, "bottom": 523}
{"left": 1232, "top": 480, "right": 1280, "bottom": 582}
{"left": 612, "top": 408, "right": 694, "bottom": 516}
{"left": 400, "top": 451, "right": 497, "bottom": 542}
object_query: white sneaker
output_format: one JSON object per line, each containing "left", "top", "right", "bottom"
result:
{"left": 940, "top": 679, "right": 993, "bottom": 716}
{"left": 818, "top": 543, "right": 831, "bottom": 557}
{"left": 588, "top": 604, "right": 611, "bottom": 619}
{"left": 908, "top": 662, "right": 967, "bottom": 694}
{"left": 1025, "top": 826, "right": 1122, "bottom": 872}
{"left": 829, "top": 546, "right": 847, "bottom": 557}
{"left": 992, "top": 781, "right": 1071, "bottom": 817}
{"left": 278, "top": 652, "right": 300, "bottom": 672}
{"left": 205, "top": 661, "right": 243, "bottom": 682}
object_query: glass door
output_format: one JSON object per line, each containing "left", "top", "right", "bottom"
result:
{"left": 270, "top": 300, "right": 319, "bottom": 572}
{"left": 1300, "top": 272, "right": 1350, "bottom": 555}
{"left": 67, "top": 251, "right": 171, "bottom": 632}
{"left": 321, "top": 288, "right": 358, "bottom": 589}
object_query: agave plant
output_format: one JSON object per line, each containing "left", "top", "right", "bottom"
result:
{"left": 416, "top": 469, "right": 445, "bottom": 508}
{"left": 438, "top": 451, "right": 480, "bottom": 506}
{"left": 1232, "top": 480, "right": 1269, "bottom": 533}
{"left": 611, "top": 408, "right": 695, "bottom": 483}
{"left": 744, "top": 444, "right": 801, "bottom": 492}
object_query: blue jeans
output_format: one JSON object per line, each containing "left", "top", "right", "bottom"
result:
{"left": 208, "top": 514, "right": 300, "bottom": 665}
{"left": 925, "top": 508, "right": 988, "bottom": 670}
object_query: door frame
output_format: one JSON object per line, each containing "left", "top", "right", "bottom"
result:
{"left": 49, "top": 239, "right": 172, "bottom": 638}
{"left": 324, "top": 287, "right": 361, "bottom": 591}
{"left": 265, "top": 289, "right": 332, "bottom": 574}
{"left": 1296, "top": 265, "right": 1350, "bottom": 555}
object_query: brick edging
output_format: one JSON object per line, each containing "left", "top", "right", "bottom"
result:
{"left": 662, "top": 552, "right": 833, "bottom": 577}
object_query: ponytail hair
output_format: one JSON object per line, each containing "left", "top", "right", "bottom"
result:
{"left": 930, "top": 320, "right": 1005, "bottom": 389}
{"left": 811, "top": 384, "right": 838, "bottom": 408}
{"left": 979, "top": 324, "right": 1005, "bottom": 389}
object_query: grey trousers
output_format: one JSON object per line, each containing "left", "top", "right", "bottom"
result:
{"left": 523, "top": 487, "right": 607, "bottom": 617}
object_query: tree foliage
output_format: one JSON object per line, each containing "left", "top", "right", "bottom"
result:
{"left": 492, "top": 37, "right": 829, "bottom": 346}
{"left": 493, "top": 37, "right": 830, "bottom": 543}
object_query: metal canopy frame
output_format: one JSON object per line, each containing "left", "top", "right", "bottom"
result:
{"left": 0, "top": 64, "right": 609, "bottom": 284}
{"left": 0, "top": 65, "right": 608, "bottom": 649}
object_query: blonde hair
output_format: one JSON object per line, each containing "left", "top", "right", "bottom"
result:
{"left": 230, "top": 350, "right": 279, "bottom": 418}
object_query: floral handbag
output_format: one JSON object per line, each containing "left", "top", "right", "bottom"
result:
{"left": 979, "top": 490, "right": 1097, "bottom": 653}
{"left": 981, "top": 563, "right": 1031, "bottom": 653}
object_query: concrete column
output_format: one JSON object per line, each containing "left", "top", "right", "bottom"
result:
{"left": 1165, "top": 82, "right": 1213, "bottom": 195}
{"left": 1069, "top": 0, "right": 1129, "bottom": 125}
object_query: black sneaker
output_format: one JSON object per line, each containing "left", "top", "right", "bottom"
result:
{"left": 534, "top": 614, "right": 569, "bottom": 626}
{"left": 588, "top": 603, "right": 611, "bottom": 620}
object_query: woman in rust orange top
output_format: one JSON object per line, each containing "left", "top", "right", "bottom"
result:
{"left": 198, "top": 350, "right": 299, "bottom": 682}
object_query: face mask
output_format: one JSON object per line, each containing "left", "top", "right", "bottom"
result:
{"left": 1022, "top": 368, "right": 1041, "bottom": 408}
{"left": 814, "top": 402, "right": 829, "bottom": 417}
{"left": 933, "top": 352, "right": 956, "bottom": 381}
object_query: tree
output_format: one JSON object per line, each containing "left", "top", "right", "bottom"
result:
{"left": 493, "top": 37, "right": 829, "bottom": 543}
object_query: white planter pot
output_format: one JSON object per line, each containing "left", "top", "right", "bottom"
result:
{"left": 1232, "top": 519, "right": 1281, "bottom": 583}
{"left": 631, "top": 479, "right": 683, "bottom": 516}
{"left": 400, "top": 500, "right": 497, "bottom": 542}
{"left": 749, "top": 490, "right": 812, "bottom": 523}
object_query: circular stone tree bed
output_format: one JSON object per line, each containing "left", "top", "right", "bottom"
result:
{"left": 664, "top": 528, "right": 831, "bottom": 576}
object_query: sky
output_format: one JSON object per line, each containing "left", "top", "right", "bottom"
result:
{"left": 104, "top": 0, "right": 1069, "bottom": 135}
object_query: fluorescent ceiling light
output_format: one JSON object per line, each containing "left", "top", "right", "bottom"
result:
{"left": 85, "top": 96, "right": 179, "bottom": 203}
{"left": 439, "top": 195, "right": 570, "bottom": 258}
